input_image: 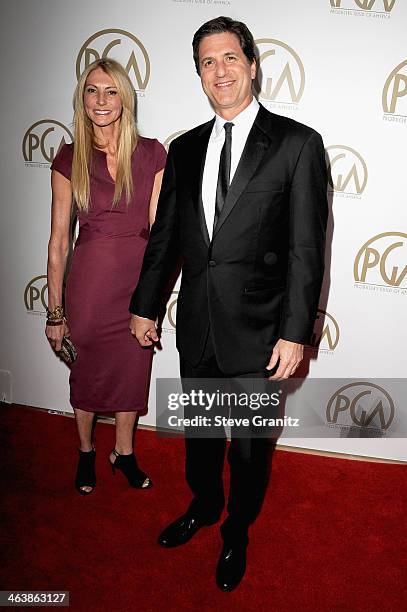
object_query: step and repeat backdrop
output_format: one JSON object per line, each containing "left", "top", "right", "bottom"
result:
{"left": 1, "top": 0, "right": 406, "bottom": 460}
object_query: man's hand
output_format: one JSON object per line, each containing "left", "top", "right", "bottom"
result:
{"left": 129, "top": 314, "right": 158, "bottom": 347}
{"left": 266, "top": 339, "right": 304, "bottom": 380}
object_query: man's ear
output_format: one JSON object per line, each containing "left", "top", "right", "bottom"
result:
{"left": 251, "top": 59, "right": 257, "bottom": 80}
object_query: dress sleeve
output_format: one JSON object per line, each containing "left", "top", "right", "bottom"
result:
{"left": 153, "top": 139, "right": 167, "bottom": 173}
{"left": 50, "top": 143, "right": 74, "bottom": 181}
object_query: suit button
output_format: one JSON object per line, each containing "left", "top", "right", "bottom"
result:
{"left": 209, "top": 260, "right": 217, "bottom": 267}
{"left": 264, "top": 252, "right": 277, "bottom": 266}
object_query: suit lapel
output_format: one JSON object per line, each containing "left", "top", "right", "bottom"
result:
{"left": 212, "top": 105, "right": 272, "bottom": 239}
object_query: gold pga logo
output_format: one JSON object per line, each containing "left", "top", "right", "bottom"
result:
{"left": 161, "top": 291, "right": 178, "bottom": 332}
{"left": 163, "top": 131, "right": 188, "bottom": 152}
{"left": 76, "top": 29, "right": 150, "bottom": 92}
{"left": 22, "top": 120, "right": 72, "bottom": 166}
{"left": 330, "top": 0, "right": 395, "bottom": 10}
{"left": 326, "top": 382, "right": 395, "bottom": 431}
{"left": 24, "top": 275, "right": 48, "bottom": 314}
{"left": 354, "top": 232, "right": 407, "bottom": 288}
{"left": 309, "top": 309, "right": 340, "bottom": 352}
{"left": 326, "top": 145, "right": 368, "bottom": 196}
{"left": 382, "top": 59, "right": 407, "bottom": 117}
{"left": 254, "top": 39, "right": 305, "bottom": 105}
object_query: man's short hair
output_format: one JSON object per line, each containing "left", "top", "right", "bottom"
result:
{"left": 192, "top": 16, "right": 256, "bottom": 75}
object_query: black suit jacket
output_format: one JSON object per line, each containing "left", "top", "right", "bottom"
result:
{"left": 130, "top": 104, "right": 328, "bottom": 375}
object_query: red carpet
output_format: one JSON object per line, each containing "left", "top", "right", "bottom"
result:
{"left": 0, "top": 404, "right": 406, "bottom": 612}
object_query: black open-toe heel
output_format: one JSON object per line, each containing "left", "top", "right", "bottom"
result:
{"left": 109, "top": 449, "right": 152, "bottom": 489}
{"left": 75, "top": 448, "right": 96, "bottom": 495}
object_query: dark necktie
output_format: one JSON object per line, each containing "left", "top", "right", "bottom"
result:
{"left": 213, "top": 122, "right": 234, "bottom": 231}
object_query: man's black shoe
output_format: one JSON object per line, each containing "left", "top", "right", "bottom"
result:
{"left": 215, "top": 542, "right": 247, "bottom": 592}
{"left": 158, "top": 512, "right": 216, "bottom": 548}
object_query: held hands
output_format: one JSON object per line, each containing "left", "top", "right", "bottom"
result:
{"left": 266, "top": 339, "right": 304, "bottom": 380}
{"left": 130, "top": 314, "right": 158, "bottom": 347}
{"left": 45, "top": 318, "right": 70, "bottom": 353}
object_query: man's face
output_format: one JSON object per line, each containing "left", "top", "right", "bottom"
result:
{"left": 198, "top": 32, "right": 256, "bottom": 119}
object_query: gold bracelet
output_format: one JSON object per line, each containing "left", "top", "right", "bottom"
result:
{"left": 46, "top": 305, "right": 64, "bottom": 320}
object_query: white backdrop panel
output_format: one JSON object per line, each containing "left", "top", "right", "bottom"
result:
{"left": 0, "top": 0, "right": 406, "bottom": 460}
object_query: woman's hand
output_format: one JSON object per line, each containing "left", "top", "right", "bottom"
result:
{"left": 45, "top": 318, "right": 70, "bottom": 353}
{"left": 129, "top": 314, "right": 158, "bottom": 347}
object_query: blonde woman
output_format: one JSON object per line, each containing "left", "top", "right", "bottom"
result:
{"left": 46, "top": 58, "right": 166, "bottom": 494}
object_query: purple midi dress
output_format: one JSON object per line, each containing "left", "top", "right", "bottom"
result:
{"left": 51, "top": 138, "right": 166, "bottom": 412}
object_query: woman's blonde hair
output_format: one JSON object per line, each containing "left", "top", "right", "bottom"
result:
{"left": 71, "top": 58, "right": 138, "bottom": 211}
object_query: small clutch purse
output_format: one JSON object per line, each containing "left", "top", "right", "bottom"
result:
{"left": 59, "top": 336, "right": 78, "bottom": 364}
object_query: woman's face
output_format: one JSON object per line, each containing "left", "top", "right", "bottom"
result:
{"left": 83, "top": 68, "right": 123, "bottom": 128}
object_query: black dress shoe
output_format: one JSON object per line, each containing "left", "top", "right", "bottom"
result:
{"left": 216, "top": 542, "right": 247, "bottom": 592}
{"left": 158, "top": 513, "right": 213, "bottom": 547}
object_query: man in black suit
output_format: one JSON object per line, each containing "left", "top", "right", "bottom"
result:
{"left": 130, "top": 16, "right": 328, "bottom": 591}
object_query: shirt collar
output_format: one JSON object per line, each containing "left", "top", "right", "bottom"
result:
{"left": 213, "top": 97, "right": 259, "bottom": 141}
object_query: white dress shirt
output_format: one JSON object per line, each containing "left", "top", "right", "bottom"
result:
{"left": 202, "top": 97, "right": 259, "bottom": 239}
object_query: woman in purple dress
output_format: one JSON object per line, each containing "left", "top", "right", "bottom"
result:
{"left": 46, "top": 58, "right": 166, "bottom": 495}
